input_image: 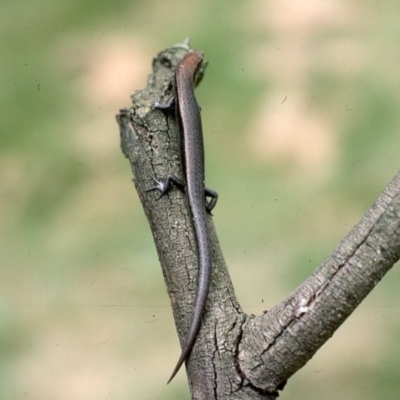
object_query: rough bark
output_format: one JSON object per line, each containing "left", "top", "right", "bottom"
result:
{"left": 116, "top": 41, "right": 400, "bottom": 399}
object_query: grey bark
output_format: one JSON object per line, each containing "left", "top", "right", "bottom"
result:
{"left": 116, "top": 41, "right": 400, "bottom": 399}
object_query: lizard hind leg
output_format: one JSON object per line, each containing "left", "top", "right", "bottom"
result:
{"left": 145, "top": 175, "right": 186, "bottom": 199}
{"left": 205, "top": 187, "right": 218, "bottom": 213}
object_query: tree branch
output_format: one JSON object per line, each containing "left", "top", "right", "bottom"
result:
{"left": 116, "top": 41, "right": 400, "bottom": 399}
{"left": 239, "top": 172, "right": 400, "bottom": 392}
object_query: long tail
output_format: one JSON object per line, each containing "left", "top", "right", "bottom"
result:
{"left": 167, "top": 211, "right": 211, "bottom": 383}
{"left": 167, "top": 291, "right": 207, "bottom": 383}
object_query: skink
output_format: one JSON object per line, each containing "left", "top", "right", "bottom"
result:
{"left": 149, "top": 51, "right": 217, "bottom": 383}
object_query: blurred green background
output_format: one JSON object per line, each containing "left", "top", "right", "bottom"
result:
{"left": 2, "top": 1, "right": 400, "bottom": 399}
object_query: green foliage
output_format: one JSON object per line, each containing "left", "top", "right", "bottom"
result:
{"left": 1, "top": 0, "right": 400, "bottom": 398}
